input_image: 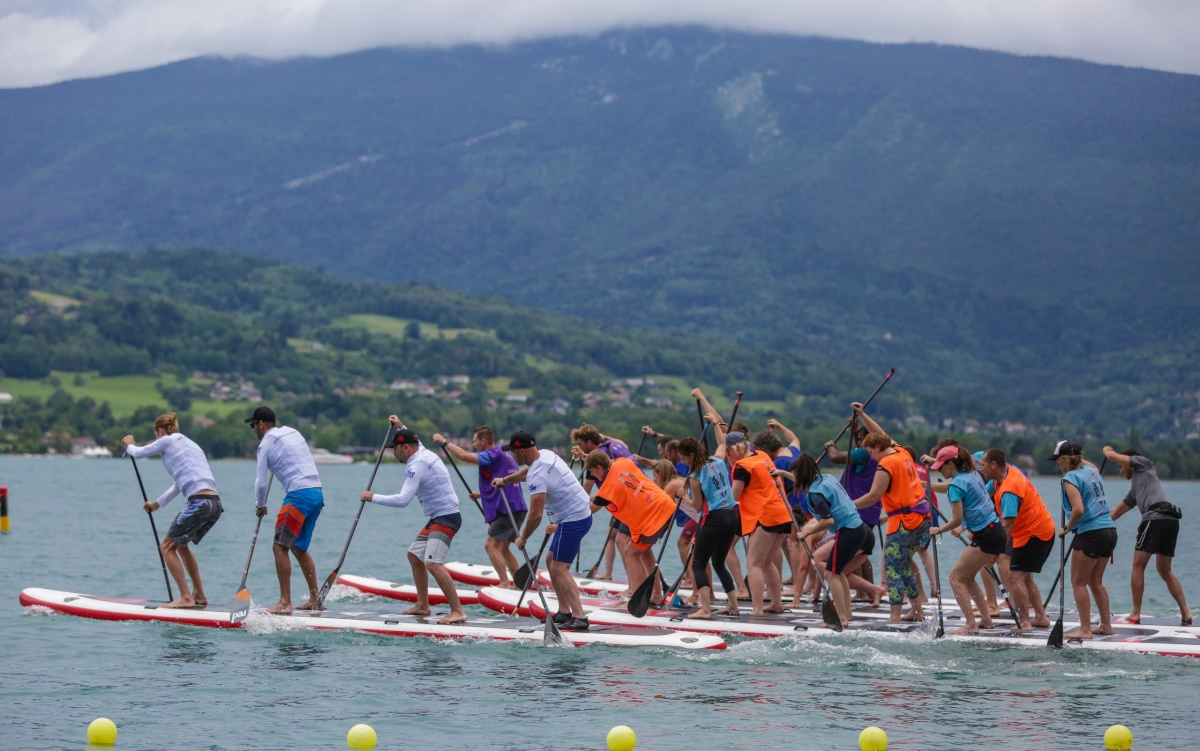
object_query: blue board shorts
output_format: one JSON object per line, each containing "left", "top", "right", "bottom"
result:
{"left": 275, "top": 487, "right": 324, "bottom": 551}
{"left": 549, "top": 516, "right": 593, "bottom": 564}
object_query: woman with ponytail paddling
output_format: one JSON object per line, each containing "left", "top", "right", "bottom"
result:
{"left": 927, "top": 446, "right": 1006, "bottom": 634}
{"left": 121, "top": 412, "right": 222, "bottom": 609}
{"left": 1051, "top": 440, "right": 1117, "bottom": 639}
{"left": 676, "top": 421, "right": 741, "bottom": 619}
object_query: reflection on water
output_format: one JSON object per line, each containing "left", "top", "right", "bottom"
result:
{"left": 265, "top": 642, "right": 327, "bottom": 672}
{"left": 158, "top": 634, "right": 218, "bottom": 665}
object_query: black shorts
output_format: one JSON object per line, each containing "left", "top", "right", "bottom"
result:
{"left": 1009, "top": 534, "right": 1054, "bottom": 573}
{"left": 1072, "top": 527, "right": 1118, "bottom": 559}
{"left": 860, "top": 524, "right": 879, "bottom": 557}
{"left": 757, "top": 521, "right": 793, "bottom": 535}
{"left": 1135, "top": 519, "right": 1178, "bottom": 558}
{"left": 632, "top": 516, "right": 672, "bottom": 551}
{"left": 968, "top": 522, "right": 1007, "bottom": 556}
{"left": 487, "top": 510, "right": 526, "bottom": 543}
{"left": 828, "top": 525, "right": 871, "bottom": 575}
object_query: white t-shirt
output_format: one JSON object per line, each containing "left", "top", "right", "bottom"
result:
{"left": 255, "top": 426, "right": 321, "bottom": 508}
{"left": 527, "top": 450, "right": 591, "bottom": 524}
{"left": 372, "top": 445, "right": 460, "bottom": 519}
{"left": 125, "top": 432, "right": 216, "bottom": 508}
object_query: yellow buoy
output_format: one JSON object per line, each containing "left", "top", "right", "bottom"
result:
{"left": 347, "top": 723, "right": 377, "bottom": 750}
{"left": 1104, "top": 724, "right": 1133, "bottom": 750}
{"left": 607, "top": 724, "right": 637, "bottom": 751}
{"left": 87, "top": 717, "right": 118, "bottom": 745}
{"left": 859, "top": 725, "right": 888, "bottom": 751}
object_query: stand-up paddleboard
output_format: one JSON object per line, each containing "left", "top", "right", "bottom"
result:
{"left": 18, "top": 588, "right": 726, "bottom": 650}
{"left": 336, "top": 574, "right": 480, "bottom": 606}
{"left": 445, "top": 562, "right": 634, "bottom": 595}
{"left": 476, "top": 587, "right": 1200, "bottom": 656}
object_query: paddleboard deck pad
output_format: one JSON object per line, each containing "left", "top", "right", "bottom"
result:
{"left": 18, "top": 588, "right": 725, "bottom": 649}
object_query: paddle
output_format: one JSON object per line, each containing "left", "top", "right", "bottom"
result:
{"left": 798, "top": 536, "right": 843, "bottom": 632}
{"left": 1049, "top": 476, "right": 1068, "bottom": 648}
{"left": 499, "top": 495, "right": 565, "bottom": 645}
{"left": 438, "top": 442, "right": 487, "bottom": 520}
{"left": 315, "top": 425, "right": 395, "bottom": 607}
{"left": 514, "top": 532, "right": 553, "bottom": 612}
{"left": 230, "top": 475, "right": 272, "bottom": 624}
{"left": 814, "top": 369, "right": 895, "bottom": 465}
{"left": 663, "top": 420, "right": 714, "bottom": 603}
{"left": 1043, "top": 457, "right": 1103, "bottom": 609}
{"left": 628, "top": 497, "right": 686, "bottom": 618}
{"left": 921, "top": 464, "right": 945, "bottom": 638}
{"left": 129, "top": 455, "right": 174, "bottom": 602}
{"left": 931, "top": 504, "right": 1022, "bottom": 624}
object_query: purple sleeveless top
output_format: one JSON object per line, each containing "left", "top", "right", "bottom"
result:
{"left": 478, "top": 445, "right": 527, "bottom": 523}
{"left": 840, "top": 448, "right": 883, "bottom": 526}
{"left": 599, "top": 438, "right": 633, "bottom": 460}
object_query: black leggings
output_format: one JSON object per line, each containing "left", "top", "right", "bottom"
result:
{"left": 691, "top": 508, "right": 739, "bottom": 594}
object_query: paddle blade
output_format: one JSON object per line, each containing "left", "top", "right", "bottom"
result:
{"left": 316, "top": 569, "right": 339, "bottom": 607}
{"left": 627, "top": 573, "right": 656, "bottom": 618}
{"left": 544, "top": 614, "right": 567, "bottom": 646}
{"left": 1047, "top": 617, "right": 1064, "bottom": 648}
{"left": 513, "top": 562, "right": 533, "bottom": 591}
{"left": 821, "top": 595, "right": 843, "bottom": 632}
{"left": 934, "top": 614, "right": 945, "bottom": 640}
{"left": 230, "top": 588, "right": 251, "bottom": 624}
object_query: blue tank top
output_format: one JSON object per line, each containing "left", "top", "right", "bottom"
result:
{"left": 948, "top": 471, "right": 1000, "bottom": 532}
{"left": 808, "top": 475, "right": 864, "bottom": 532}
{"left": 1062, "top": 465, "right": 1116, "bottom": 534}
{"left": 695, "top": 458, "right": 736, "bottom": 512}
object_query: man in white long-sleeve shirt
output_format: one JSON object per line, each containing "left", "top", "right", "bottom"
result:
{"left": 247, "top": 406, "right": 325, "bottom": 615}
{"left": 361, "top": 415, "right": 467, "bottom": 624}
{"left": 121, "top": 411, "right": 222, "bottom": 609}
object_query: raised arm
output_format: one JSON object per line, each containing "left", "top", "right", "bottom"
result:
{"left": 766, "top": 418, "right": 800, "bottom": 450}
{"left": 692, "top": 388, "right": 724, "bottom": 426}
{"left": 1102, "top": 446, "right": 1132, "bottom": 472}
{"left": 851, "top": 402, "right": 884, "bottom": 435}
{"left": 432, "top": 433, "right": 479, "bottom": 465}
{"left": 706, "top": 411, "right": 727, "bottom": 461}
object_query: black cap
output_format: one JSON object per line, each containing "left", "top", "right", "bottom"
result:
{"left": 244, "top": 406, "right": 276, "bottom": 424}
{"left": 502, "top": 431, "right": 536, "bottom": 452}
{"left": 1048, "top": 440, "right": 1082, "bottom": 460}
{"left": 386, "top": 428, "right": 420, "bottom": 449}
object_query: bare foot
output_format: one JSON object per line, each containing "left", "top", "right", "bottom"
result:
{"left": 401, "top": 605, "right": 431, "bottom": 616}
{"left": 267, "top": 601, "right": 292, "bottom": 615}
{"left": 979, "top": 619, "right": 996, "bottom": 630}
{"left": 295, "top": 600, "right": 325, "bottom": 612}
{"left": 497, "top": 581, "right": 515, "bottom": 590}
{"left": 162, "top": 597, "right": 197, "bottom": 609}
{"left": 764, "top": 605, "right": 786, "bottom": 614}
{"left": 1095, "top": 626, "right": 1115, "bottom": 636}
{"left": 438, "top": 611, "right": 468, "bottom": 625}
{"left": 1123, "top": 612, "right": 1141, "bottom": 624}
{"left": 716, "top": 606, "right": 739, "bottom": 617}
{"left": 1064, "top": 629, "right": 1093, "bottom": 640}
{"left": 951, "top": 624, "right": 981, "bottom": 635}
{"left": 595, "top": 573, "right": 613, "bottom": 581}
{"left": 735, "top": 590, "right": 751, "bottom": 600}
{"left": 1031, "top": 618, "right": 1052, "bottom": 628}
{"left": 193, "top": 599, "right": 208, "bottom": 609}
{"left": 900, "top": 611, "right": 925, "bottom": 622}
{"left": 691, "top": 610, "right": 714, "bottom": 620}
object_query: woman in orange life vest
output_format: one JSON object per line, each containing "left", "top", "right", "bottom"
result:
{"left": 852, "top": 431, "right": 930, "bottom": 623}
{"left": 583, "top": 452, "right": 679, "bottom": 606}
{"left": 729, "top": 431, "right": 796, "bottom": 615}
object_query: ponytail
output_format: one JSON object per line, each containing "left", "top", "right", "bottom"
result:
{"left": 155, "top": 412, "right": 179, "bottom": 435}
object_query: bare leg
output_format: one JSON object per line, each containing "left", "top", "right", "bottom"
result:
{"left": 910, "top": 560, "right": 927, "bottom": 603}
{"left": 401, "top": 552, "right": 432, "bottom": 616}
{"left": 693, "top": 586, "right": 714, "bottom": 619}
{"left": 918, "top": 545, "right": 938, "bottom": 597}
{"left": 949, "top": 548, "right": 996, "bottom": 634}
{"left": 484, "top": 536, "right": 513, "bottom": 588}
{"left": 1065, "top": 551, "right": 1097, "bottom": 639}
{"left": 982, "top": 571, "right": 1000, "bottom": 616}
{"left": 1025, "top": 576, "right": 1050, "bottom": 626}
{"left": 269, "top": 543, "right": 293, "bottom": 614}
{"left": 176, "top": 544, "right": 207, "bottom": 606}
{"left": 726, "top": 542, "right": 748, "bottom": 599}
{"left": 1090, "top": 555, "right": 1113, "bottom": 635}
{"left": 291, "top": 548, "right": 322, "bottom": 610}
{"left": 1155, "top": 555, "right": 1191, "bottom": 622}
{"left": 548, "top": 557, "right": 585, "bottom": 617}
{"left": 1003, "top": 560, "right": 1034, "bottom": 629}
{"left": 427, "top": 563, "right": 467, "bottom": 624}
{"left": 599, "top": 533, "right": 617, "bottom": 580}
{"left": 158, "top": 537, "right": 195, "bottom": 608}
{"left": 1129, "top": 549, "right": 1150, "bottom": 622}
{"left": 825, "top": 570, "right": 852, "bottom": 627}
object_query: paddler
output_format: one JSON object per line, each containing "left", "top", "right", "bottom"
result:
{"left": 1105, "top": 446, "right": 1191, "bottom": 625}
{"left": 979, "top": 449, "right": 1054, "bottom": 629}
{"left": 1051, "top": 440, "right": 1117, "bottom": 639}
{"left": 927, "top": 445, "right": 1006, "bottom": 634}
{"left": 121, "top": 412, "right": 222, "bottom": 609}
{"left": 361, "top": 417, "right": 467, "bottom": 625}
{"left": 730, "top": 431, "right": 795, "bottom": 615}
{"left": 247, "top": 406, "right": 325, "bottom": 615}
{"left": 791, "top": 453, "right": 873, "bottom": 628}
{"left": 572, "top": 422, "right": 638, "bottom": 582}
{"left": 495, "top": 431, "right": 593, "bottom": 630}
{"left": 676, "top": 419, "right": 741, "bottom": 619}
{"left": 433, "top": 426, "right": 527, "bottom": 589}
{"left": 583, "top": 451, "right": 679, "bottom": 607}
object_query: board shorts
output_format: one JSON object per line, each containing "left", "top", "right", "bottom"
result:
{"left": 1072, "top": 527, "right": 1118, "bottom": 559}
{"left": 409, "top": 513, "right": 463, "bottom": 565}
{"left": 488, "top": 510, "right": 527, "bottom": 543}
{"left": 860, "top": 523, "right": 879, "bottom": 557}
{"left": 275, "top": 487, "right": 324, "bottom": 551}
{"left": 167, "top": 494, "right": 223, "bottom": 545}
{"left": 828, "top": 524, "right": 871, "bottom": 575}
{"left": 968, "top": 521, "right": 1007, "bottom": 556}
{"left": 680, "top": 517, "right": 700, "bottom": 543}
{"left": 1135, "top": 519, "right": 1178, "bottom": 557}
{"left": 1008, "top": 534, "right": 1054, "bottom": 573}
{"left": 550, "top": 515, "right": 593, "bottom": 564}
{"left": 631, "top": 516, "right": 673, "bottom": 552}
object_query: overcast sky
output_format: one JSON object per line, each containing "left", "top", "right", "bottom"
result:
{"left": 1, "top": 0, "right": 1198, "bottom": 88}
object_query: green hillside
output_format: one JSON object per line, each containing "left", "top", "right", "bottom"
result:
{"left": 0, "top": 30, "right": 1197, "bottom": 437}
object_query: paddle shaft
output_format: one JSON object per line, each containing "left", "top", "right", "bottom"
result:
{"left": 499, "top": 495, "right": 564, "bottom": 644}
{"left": 235, "top": 475, "right": 272, "bottom": 593}
{"left": 515, "top": 532, "right": 553, "bottom": 613}
{"left": 931, "top": 504, "right": 1021, "bottom": 624}
{"left": 129, "top": 455, "right": 174, "bottom": 602}
{"left": 1050, "top": 477, "right": 1068, "bottom": 648}
{"left": 813, "top": 369, "right": 894, "bottom": 465}
{"left": 439, "top": 443, "right": 487, "bottom": 520}
{"left": 316, "top": 426, "right": 392, "bottom": 606}
{"left": 921, "top": 465, "right": 945, "bottom": 638}
{"left": 628, "top": 494, "right": 686, "bottom": 616}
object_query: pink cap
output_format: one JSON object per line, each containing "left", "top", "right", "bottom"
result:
{"left": 929, "top": 445, "right": 959, "bottom": 470}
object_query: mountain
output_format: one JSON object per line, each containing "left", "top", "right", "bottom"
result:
{"left": 1, "top": 29, "right": 1197, "bottom": 437}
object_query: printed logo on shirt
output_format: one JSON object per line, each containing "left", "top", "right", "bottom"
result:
{"left": 406, "top": 468, "right": 416, "bottom": 479}
{"left": 530, "top": 482, "right": 543, "bottom": 493}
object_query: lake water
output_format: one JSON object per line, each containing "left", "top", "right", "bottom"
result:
{"left": 1, "top": 456, "right": 1196, "bottom": 750}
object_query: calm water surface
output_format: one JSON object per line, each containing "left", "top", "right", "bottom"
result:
{"left": 1, "top": 456, "right": 1197, "bottom": 750}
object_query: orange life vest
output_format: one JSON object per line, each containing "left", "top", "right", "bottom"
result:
{"left": 878, "top": 450, "right": 928, "bottom": 535}
{"left": 595, "top": 457, "right": 677, "bottom": 545}
{"left": 734, "top": 451, "right": 794, "bottom": 535}
{"left": 993, "top": 467, "right": 1055, "bottom": 548}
